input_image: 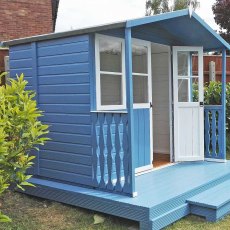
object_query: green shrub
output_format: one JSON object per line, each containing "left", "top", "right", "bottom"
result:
{"left": 0, "top": 73, "right": 49, "bottom": 222}
{"left": 203, "top": 81, "right": 230, "bottom": 133}
{"left": 194, "top": 81, "right": 230, "bottom": 155}
{"left": 204, "top": 81, "right": 222, "bottom": 105}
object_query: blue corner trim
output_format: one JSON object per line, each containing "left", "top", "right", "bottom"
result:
{"left": 89, "top": 34, "right": 96, "bottom": 111}
{"left": 125, "top": 28, "right": 136, "bottom": 196}
{"left": 31, "top": 42, "right": 40, "bottom": 175}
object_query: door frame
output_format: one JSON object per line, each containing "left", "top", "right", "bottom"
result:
{"left": 169, "top": 46, "right": 174, "bottom": 163}
{"left": 151, "top": 44, "right": 174, "bottom": 164}
{"left": 172, "top": 46, "right": 204, "bottom": 162}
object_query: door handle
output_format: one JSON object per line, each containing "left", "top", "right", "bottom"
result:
{"left": 200, "top": 102, "right": 204, "bottom": 107}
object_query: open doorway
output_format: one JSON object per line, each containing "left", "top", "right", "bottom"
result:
{"left": 151, "top": 43, "right": 172, "bottom": 168}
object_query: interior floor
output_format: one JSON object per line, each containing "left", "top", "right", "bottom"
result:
{"left": 153, "top": 153, "right": 171, "bottom": 168}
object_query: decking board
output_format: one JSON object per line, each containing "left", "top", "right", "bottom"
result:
{"left": 23, "top": 161, "right": 230, "bottom": 229}
{"left": 187, "top": 179, "right": 230, "bottom": 209}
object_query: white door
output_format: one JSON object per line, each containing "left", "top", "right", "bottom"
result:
{"left": 173, "top": 47, "right": 204, "bottom": 162}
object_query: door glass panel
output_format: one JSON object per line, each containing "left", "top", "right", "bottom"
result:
{"left": 191, "top": 77, "right": 199, "bottom": 102}
{"left": 99, "top": 40, "right": 122, "bottom": 72}
{"left": 178, "top": 79, "right": 189, "bottom": 102}
{"left": 178, "top": 52, "right": 189, "bottom": 76}
{"left": 132, "top": 44, "right": 148, "bottom": 74}
{"left": 177, "top": 51, "right": 200, "bottom": 103}
{"left": 178, "top": 78, "right": 199, "bottom": 102}
{"left": 100, "top": 74, "right": 122, "bottom": 105}
{"left": 133, "top": 75, "right": 148, "bottom": 103}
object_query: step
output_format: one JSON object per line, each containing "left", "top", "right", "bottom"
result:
{"left": 140, "top": 204, "right": 189, "bottom": 230}
{"left": 139, "top": 204, "right": 190, "bottom": 230}
{"left": 150, "top": 204, "right": 190, "bottom": 230}
{"left": 187, "top": 179, "right": 230, "bottom": 222}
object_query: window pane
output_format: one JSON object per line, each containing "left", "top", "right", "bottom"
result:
{"left": 133, "top": 75, "right": 148, "bottom": 103}
{"left": 178, "top": 79, "right": 189, "bottom": 102}
{"left": 99, "top": 39, "right": 122, "bottom": 73}
{"left": 100, "top": 74, "right": 122, "bottom": 105}
{"left": 178, "top": 52, "right": 189, "bottom": 76}
{"left": 132, "top": 44, "right": 148, "bottom": 74}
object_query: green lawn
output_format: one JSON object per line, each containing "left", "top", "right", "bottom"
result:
{"left": 0, "top": 192, "right": 135, "bottom": 230}
{"left": 1, "top": 191, "right": 230, "bottom": 230}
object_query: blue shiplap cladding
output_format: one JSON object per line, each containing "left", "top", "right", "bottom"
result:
{"left": 37, "top": 35, "right": 92, "bottom": 186}
{"left": 9, "top": 35, "right": 93, "bottom": 187}
{"left": 9, "top": 44, "right": 33, "bottom": 90}
{"left": 9, "top": 43, "right": 39, "bottom": 175}
{"left": 133, "top": 109, "right": 151, "bottom": 168}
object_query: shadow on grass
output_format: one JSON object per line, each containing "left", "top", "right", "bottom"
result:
{"left": 0, "top": 191, "right": 138, "bottom": 230}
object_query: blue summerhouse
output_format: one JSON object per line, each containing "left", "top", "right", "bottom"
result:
{"left": 4, "top": 9, "right": 230, "bottom": 230}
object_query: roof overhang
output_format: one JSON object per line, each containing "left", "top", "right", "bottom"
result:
{"left": 3, "top": 9, "right": 230, "bottom": 51}
{"left": 128, "top": 9, "right": 230, "bottom": 51}
{"left": 3, "top": 21, "right": 126, "bottom": 46}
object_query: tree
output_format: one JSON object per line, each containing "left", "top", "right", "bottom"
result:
{"left": 212, "top": 0, "right": 230, "bottom": 44}
{"left": 0, "top": 73, "right": 49, "bottom": 222}
{"left": 146, "top": 0, "right": 199, "bottom": 16}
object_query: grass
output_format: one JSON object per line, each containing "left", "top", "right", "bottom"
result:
{"left": 0, "top": 192, "right": 136, "bottom": 230}
{"left": 1, "top": 191, "right": 230, "bottom": 230}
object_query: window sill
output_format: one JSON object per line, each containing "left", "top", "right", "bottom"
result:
{"left": 91, "top": 110, "right": 128, "bottom": 114}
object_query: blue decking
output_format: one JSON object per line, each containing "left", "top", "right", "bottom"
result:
{"left": 23, "top": 161, "right": 230, "bottom": 229}
{"left": 187, "top": 179, "right": 230, "bottom": 222}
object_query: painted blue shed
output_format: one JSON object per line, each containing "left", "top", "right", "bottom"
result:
{"left": 4, "top": 9, "right": 230, "bottom": 229}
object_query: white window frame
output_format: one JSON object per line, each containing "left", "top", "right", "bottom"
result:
{"left": 132, "top": 38, "right": 152, "bottom": 109}
{"left": 95, "top": 34, "right": 126, "bottom": 111}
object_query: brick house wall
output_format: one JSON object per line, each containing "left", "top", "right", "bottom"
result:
{"left": 0, "top": 0, "right": 54, "bottom": 41}
{"left": 0, "top": 0, "right": 58, "bottom": 77}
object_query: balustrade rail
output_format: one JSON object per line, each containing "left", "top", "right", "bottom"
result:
{"left": 204, "top": 105, "right": 225, "bottom": 160}
{"left": 92, "top": 112, "right": 133, "bottom": 195}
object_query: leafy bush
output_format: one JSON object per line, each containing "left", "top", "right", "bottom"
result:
{"left": 204, "top": 81, "right": 222, "bottom": 105}
{"left": 203, "top": 81, "right": 230, "bottom": 133}
{"left": 193, "top": 81, "right": 230, "bottom": 133}
{"left": 0, "top": 73, "right": 49, "bottom": 222}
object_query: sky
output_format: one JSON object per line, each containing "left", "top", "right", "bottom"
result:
{"left": 55, "top": 0, "right": 218, "bottom": 32}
